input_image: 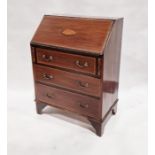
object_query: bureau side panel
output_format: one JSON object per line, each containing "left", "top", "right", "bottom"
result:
{"left": 102, "top": 19, "right": 123, "bottom": 118}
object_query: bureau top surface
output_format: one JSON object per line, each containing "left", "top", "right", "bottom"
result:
{"left": 31, "top": 15, "right": 114, "bottom": 56}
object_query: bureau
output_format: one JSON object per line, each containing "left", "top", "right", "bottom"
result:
{"left": 30, "top": 15, "right": 123, "bottom": 136}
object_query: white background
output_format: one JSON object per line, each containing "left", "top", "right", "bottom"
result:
{"left": 7, "top": 0, "right": 147, "bottom": 155}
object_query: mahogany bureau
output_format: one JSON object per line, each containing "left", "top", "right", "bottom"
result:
{"left": 30, "top": 15, "right": 123, "bottom": 136}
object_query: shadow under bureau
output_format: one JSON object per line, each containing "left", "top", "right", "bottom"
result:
{"left": 30, "top": 15, "right": 123, "bottom": 136}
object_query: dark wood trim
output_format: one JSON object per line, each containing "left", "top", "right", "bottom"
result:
{"left": 30, "top": 42, "right": 101, "bottom": 57}
{"left": 96, "top": 57, "right": 98, "bottom": 76}
{"left": 44, "top": 14, "right": 119, "bottom": 21}
{"left": 34, "top": 47, "right": 37, "bottom": 64}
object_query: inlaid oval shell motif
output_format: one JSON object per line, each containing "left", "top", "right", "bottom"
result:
{"left": 62, "top": 29, "right": 76, "bottom": 36}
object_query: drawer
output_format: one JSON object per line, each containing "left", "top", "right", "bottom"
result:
{"left": 36, "top": 48, "right": 96, "bottom": 75}
{"left": 36, "top": 83, "right": 101, "bottom": 118}
{"left": 33, "top": 64, "right": 101, "bottom": 97}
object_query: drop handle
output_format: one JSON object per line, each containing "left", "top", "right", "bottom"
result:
{"left": 42, "top": 73, "right": 54, "bottom": 80}
{"left": 78, "top": 81, "right": 89, "bottom": 88}
{"left": 75, "top": 60, "right": 88, "bottom": 68}
{"left": 46, "top": 93, "right": 55, "bottom": 99}
{"left": 42, "top": 54, "right": 53, "bottom": 62}
{"left": 79, "top": 103, "right": 89, "bottom": 108}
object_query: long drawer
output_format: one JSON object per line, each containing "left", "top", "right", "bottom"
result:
{"left": 36, "top": 48, "right": 97, "bottom": 75}
{"left": 33, "top": 64, "right": 101, "bottom": 97}
{"left": 36, "top": 83, "right": 101, "bottom": 118}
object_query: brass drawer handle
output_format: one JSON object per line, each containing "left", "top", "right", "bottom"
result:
{"left": 46, "top": 93, "right": 55, "bottom": 99}
{"left": 75, "top": 60, "right": 88, "bottom": 68}
{"left": 79, "top": 103, "right": 89, "bottom": 109}
{"left": 42, "top": 54, "right": 53, "bottom": 62}
{"left": 78, "top": 81, "right": 89, "bottom": 88}
{"left": 43, "top": 73, "right": 54, "bottom": 80}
